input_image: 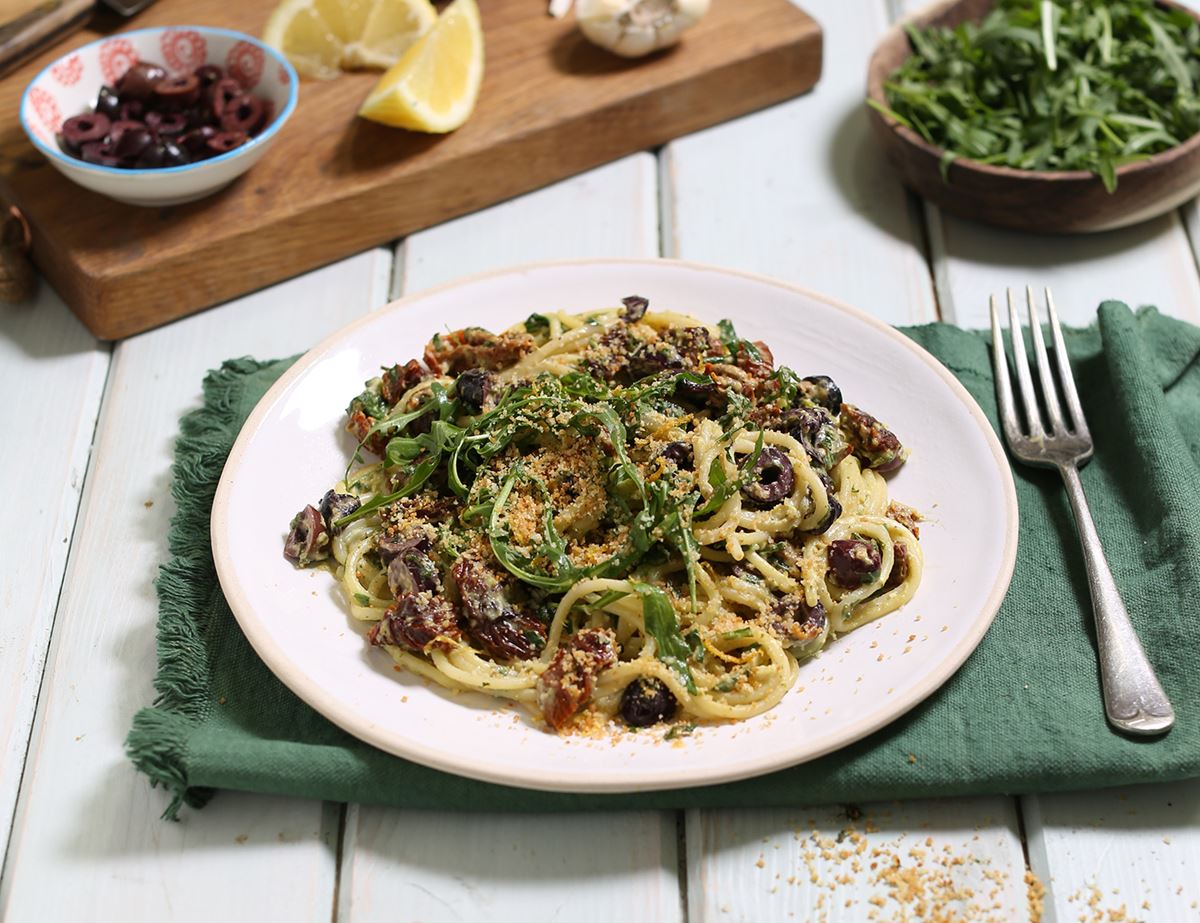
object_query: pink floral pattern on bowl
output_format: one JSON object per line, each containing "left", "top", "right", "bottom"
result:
{"left": 227, "top": 41, "right": 265, "bottom": 90}
{"left": 27, "top": 87, "right": 61, "bottom": 136}
{"left": 98, "top": 38, "right": 137, "bottom": 86}
{"left": 20, "top": 26, "right": 298, "bottom": 207}
{"left": 49, "top": 54, "right": 83, "bottom": 87}
{"left": 160, "top": 29, "right": 207, "bottom": 73}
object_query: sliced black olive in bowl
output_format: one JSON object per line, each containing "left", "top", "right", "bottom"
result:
{"left": 116, "top": 61, "right": 166, "bottom": 102}
{"left": 60, "top": 113, "right": 110, "bottom": 152}
{"left": 95, "top": 85, "right": 121, "bottom": 120}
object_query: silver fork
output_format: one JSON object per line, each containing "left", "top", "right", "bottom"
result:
{"left": 989, "top": 287, "right": 1175, "bottom": 736}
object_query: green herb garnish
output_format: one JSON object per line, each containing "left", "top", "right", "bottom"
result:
{"left": 720, "top": 627, "right": 754, "bottom": 641}
{"left": 717, "top": 318, "right": 762, "bottom": 362}
{"left": 872, "top": 0, "right": 1200, "bottom": 192}
{"left": 631, "top": 582, "right": 698, "bottom": 694}
{"left": 524, "top": 313, "right": 551, "bottom": 334}
{"left": 664, "top": 723, "right": 698, "bottom": 740}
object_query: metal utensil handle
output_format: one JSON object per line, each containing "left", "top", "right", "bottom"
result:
{"left": 0, "top": 0, "right": 92, "bottom": 77}
{"left": 1059, "top": 464, "right": 1175, "bottom": 735}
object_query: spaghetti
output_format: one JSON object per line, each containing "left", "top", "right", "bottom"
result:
{"left": 283, "top": 298, "right": 923, "bottom": 734}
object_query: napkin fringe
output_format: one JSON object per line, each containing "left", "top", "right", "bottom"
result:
{"left": 126, "top": 359, "right": 267, "bottom": 818}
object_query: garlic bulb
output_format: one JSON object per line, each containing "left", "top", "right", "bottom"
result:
{"left": 576, "top": 0, "right": 710, "bottom": 58}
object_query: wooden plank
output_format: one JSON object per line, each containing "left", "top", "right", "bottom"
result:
{"left": 686, "top": 799, "right": 1031, "bottom": 923}
{"left": 1023, "top": 784, "right": 1200, "bottom": 923}
{"left": 0, "top": 248, "right": 392, "bottom": 921}
{"left": 393, "top": 154, "right": 660, "bottom": 293}
{"left": 662, "top": 0, "right": 936, "bottom": 326}
{"left": 925, "top": 207, "right": 1200, "bottom": 328}
{"left": 338, "top": 153, "right": 682, "bottom": 923}
{"left": 340, "top": 805, "right": 681, "bottom": 923}
{"left": 0, "top": 289, "right": 108, "bottom": 868}
{"left": 1, "top": 0, "right": 822, "bottom": 339}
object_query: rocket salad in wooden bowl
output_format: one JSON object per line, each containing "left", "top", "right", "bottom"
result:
{"left": 866, "top": 0, "right": 1200, "bottom": 233}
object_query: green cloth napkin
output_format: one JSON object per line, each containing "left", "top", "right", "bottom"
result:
{"left": 127, "top": 302, "right": 1200, "bottom": 818}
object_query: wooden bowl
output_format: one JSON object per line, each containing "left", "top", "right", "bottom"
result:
{"left": 866, "top": 0, "right": 1200, "bottom": 233}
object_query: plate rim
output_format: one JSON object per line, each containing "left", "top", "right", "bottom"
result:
{"left": 211, "top": 257, "right": 1019, "bottom": 793}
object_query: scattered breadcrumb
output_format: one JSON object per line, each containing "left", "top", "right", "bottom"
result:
{"left": 1026, "top": 869, "right": 1046, "bottom": 923}
{"left": 1067, "top": 882, "right": 1145, "bottom": 923}
{"left": 768, "top": 807, "right": 1025, "bottom": 922}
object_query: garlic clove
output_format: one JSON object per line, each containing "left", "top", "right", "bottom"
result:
{"left": 576, "top": 0, "right": 710, "bottom": 59}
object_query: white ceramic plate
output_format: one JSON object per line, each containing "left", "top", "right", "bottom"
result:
{"left": 212, "top": 259, "right": 1018, "bottom": 792}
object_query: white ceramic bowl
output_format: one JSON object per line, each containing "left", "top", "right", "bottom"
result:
{"left": 20, "top": 26, "right": 298, "bottom": 207}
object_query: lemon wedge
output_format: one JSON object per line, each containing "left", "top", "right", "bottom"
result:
{"left": 357, "top": 0, "right": 484, "bottom": 133}
{"left": 263, "top": 0, "right": 438, "bottom": 80}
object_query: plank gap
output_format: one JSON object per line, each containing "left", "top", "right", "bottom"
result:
{"left": 675, "top": 810, "right": 690, "bottom": 923}
{"left": 657, "top": 146, "right": 677, "bottom": 259}
{"left": 330, "top": 802, "right": 349, "bottom": 923}
{"left": 921, "top": 203, "right": 961, "bottom": 324}
{"left": 1014, "top": 794, "right": 1033, "bottom": 869}
{"left": 906, "top": 190, "right": 945, "bottom": 322}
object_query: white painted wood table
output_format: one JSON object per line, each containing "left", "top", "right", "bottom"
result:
{"left": 3, "top": 2, "right": 1199, "bottom": 920}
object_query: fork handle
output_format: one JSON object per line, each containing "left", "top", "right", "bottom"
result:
{"left": 1058, "top": 464, "right": 1175, "bottom": 736}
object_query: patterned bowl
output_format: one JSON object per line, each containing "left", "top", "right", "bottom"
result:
{"left": 20, "top": 26, "right": 298, "bottom": 207}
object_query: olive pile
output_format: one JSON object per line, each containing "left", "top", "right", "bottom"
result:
{"left": 57, "top": 60, "right": 273, "bottom": 169}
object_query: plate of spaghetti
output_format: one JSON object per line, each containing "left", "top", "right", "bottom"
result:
{"left": 212, "top": 259, "right": 1017, "bottom": 792}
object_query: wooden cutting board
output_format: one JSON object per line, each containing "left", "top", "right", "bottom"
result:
{"left": 0, "top": 0, "right": 822, "bottom": 339}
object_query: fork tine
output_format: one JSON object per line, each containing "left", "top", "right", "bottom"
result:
{"left": 1006, "top": 288, "right": 1044, "bottom": 436}
{"left": 1026, "top": 285, "right": 1065, "bottom": 433}
{"left": 1045, "top": 288, "right": 1090, "bottom": 438}
{"left": 989, "top": 295, "right": 1024, "bottom": 445}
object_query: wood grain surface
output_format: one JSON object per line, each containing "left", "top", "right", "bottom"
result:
{"left": 0, "top": 0, "right": 822, "bottom": 339}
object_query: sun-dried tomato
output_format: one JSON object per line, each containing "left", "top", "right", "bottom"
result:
{"left": 453, "top": 558, "right": 546, "bottom": 661}
{"left": 377, "top": 593, "right": 461, "bottom": 653}
{"left": 536, "top": 628, "right": 618, "bottom": 729}
{"left": 423, "top": 328, "right": 534, "bottom": 376}
{"left": 380, "top": 359, "right": 429, "bottom": 406}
